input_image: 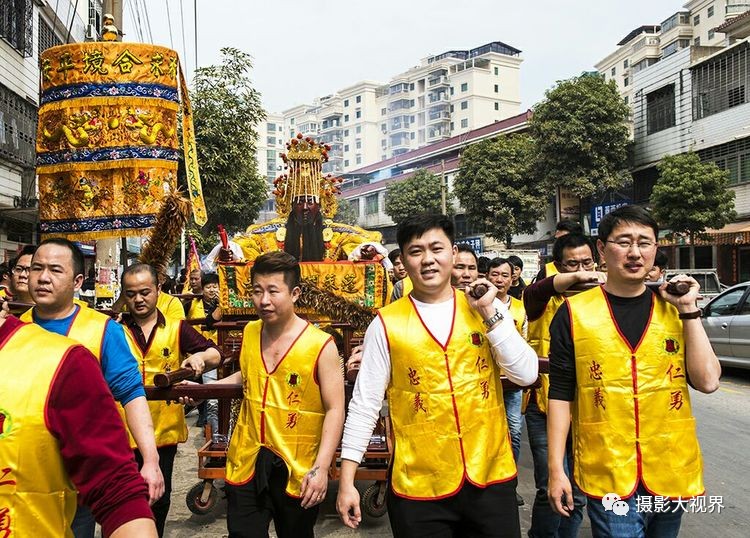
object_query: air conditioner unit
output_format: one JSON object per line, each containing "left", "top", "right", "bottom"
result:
{"left": 85, "top": 24, "right": 98, "bottom": 41}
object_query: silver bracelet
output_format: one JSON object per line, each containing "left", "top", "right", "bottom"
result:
{"left": 483, "top": 309, "right": 504, "bottom": 329}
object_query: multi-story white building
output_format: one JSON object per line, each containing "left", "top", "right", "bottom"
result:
{"left": 596, "top": 1, "right": 750, "bottom": 282}
{"left": 266, "top": 41, "right": 522, "bottom": 178}
{"left": 254, "top": 112, "right": 285, "bottom": 221}
{"left": 0, "top": 0, "right": 99, "bottom": 260}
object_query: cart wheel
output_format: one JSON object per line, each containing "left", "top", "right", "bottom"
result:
{"left": 361, "top": 483, "right": 387, "bottom": 518}
{"left": 186, "top": 481, "right": 218, "bottom": 515}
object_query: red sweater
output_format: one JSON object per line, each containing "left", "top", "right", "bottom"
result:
{"left": 0, "top": 316, "right": 153, "bottom": 536}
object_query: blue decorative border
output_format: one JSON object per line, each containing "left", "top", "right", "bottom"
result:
{"left": 37, "top": 146, "right": 179, "bottom": 166}
{"left": 40, "top": 214, "right": 156, "bottom": 234}
{"left": 41, "top": 82, "right": 179, "bottom": 105}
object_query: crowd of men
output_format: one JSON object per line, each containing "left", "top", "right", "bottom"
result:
{"left": 0, "top": 205, "right": 721, "bottom": 538}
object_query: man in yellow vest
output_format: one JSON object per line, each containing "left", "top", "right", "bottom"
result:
{"left": 487, "top": 256, "right": 528, "bottom": 506}
{"left": 523, "top": 232, "right": 602, "bottom": 536}
{"left": 0, "top": 301, "right": 158, "bottom": 537}
{"left": 120, "top": 263, "right": 221, "bottom": 537}
{"left": 198, "top": 251, "right": 344, "bottom": 537}
{"left": 337, "top": 214, "right": 538, "bottom": 537}
{"left": 548, "top": 206, "right": 721, "bottom": 537}
{"left": 25, "top": 238, "right": 164, "bottom": 538}
{"left": 7, "top": 245, "right": 36, "bottom": 306}
{"left": 534, "top": 219, "right": 584, "bottom": 282}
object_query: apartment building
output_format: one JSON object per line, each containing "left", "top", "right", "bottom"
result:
{"left": 269, "top": 40, "right": 522, "bottom": 177}
{"left": 0, "top": 0, "right": 98, "bottom": 260}
{"left": 254, "top": 112, "right": 285, "bottom": 221}
{"left": 595, "top": 1, "right": 750, "bottom": 282}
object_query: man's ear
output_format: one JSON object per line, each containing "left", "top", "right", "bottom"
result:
{"left": 291, "top": 286, "right": 301, "bottom": 303}
{"left": 596, "top": 239, "right": 606, "bottom": 260}
{"left": 73, "top": 273, "right": 84, "bottom": 292}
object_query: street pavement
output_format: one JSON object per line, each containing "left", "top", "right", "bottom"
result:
{"left": 153, "top": 366, "right": 750, "bottom": 537}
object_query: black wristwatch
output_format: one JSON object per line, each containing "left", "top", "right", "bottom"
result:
{"left": 678, "top": 310, "right": 702, "bottom": 319}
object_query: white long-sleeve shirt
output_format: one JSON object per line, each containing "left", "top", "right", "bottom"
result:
{"left": 340, "top": 294, "right": 539, "bottom": 463}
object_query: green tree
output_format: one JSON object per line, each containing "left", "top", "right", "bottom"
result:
{"left": 650, "top": 152, "right": 736, "bottom": 246}
{"left": 334, "top": 198, "right": 359, "bottom": 225}
{"left": 530, "top": 74, "right": 631, "bottom": 199}
{"left": 187, "top": 47, "right": 268, "bottom": 239}
{"left": 384, "top": 169, "right": 452, "bottom": 225}
{"left": 454, "top": 134, "right": 547, "bottom": 247}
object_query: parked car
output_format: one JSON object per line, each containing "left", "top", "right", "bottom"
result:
{"left": 665, "top": 269, "right": 726, "bottom": 308}
{"left": 701, "top": 282, "right": 750, "bottom": 370}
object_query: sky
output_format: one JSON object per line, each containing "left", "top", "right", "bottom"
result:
{"left": 122, "top": 0, "right": 681, "bottom": 114}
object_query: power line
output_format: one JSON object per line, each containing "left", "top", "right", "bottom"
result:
{"left": 179, "top": 0, "right": 189, "bottom": 72}
{"left": 140, "top": 0, "right": 154, "bottom": 44}
{"left": 65, "top": 0, "right": 80, "bottom": 44}
{"left": 194, "top": 0, "right": 198, "bottom": 72}
{"left": 165, "top": 0, "right": 174, "bottom": 49}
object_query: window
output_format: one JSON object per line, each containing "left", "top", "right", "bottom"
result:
{"left": 381, "top": 108, "right": 387, "bottom": 116}
{"left": 410, "top": 83, "right": 414, "bottom": 91}
{"left": 350, "top": 199, "right": 360, "bottom": 219}
{"left": 344, "top": 159, "right": 349, "bottom": 167}
{"left": 410, "top": 132, "right": 415, "bottom": 139}
{"left": 355, "top": 110, "right": 361, "bottom": 119}
{"left": 266, "top": 150, "right": 276, "bottom": 161}
{"left": 705, "top": 288, "right": 745, "bottom": 317}
{"left": 646, "top": 84, "right": 676, "bottom": 134}
{"left": 344, "top": 129, "right": 349, "bottom": 137}
{"left": 381, "top": 139, "right": 387, "bottom": 148}
{"left": 355, "top": 139, "right": 362, "bottom": 149}
{"left": 624, "top": 77, "right": 629, "bottom": 87}
{"left": 695, "top": 37, "right": 701, "bottom": 47}
{"left": 266, "top": 136, "right": 276, "bottom": 145}
{"left": 356, "top": 155, "right": 362, "bottom": 164}
{"left": 494, "top": 102, "right": 499, "bottom": 110}
{"left": 611, "top": 67, "right": 616, "bottom": 76}
{"left": 461, "top": 101, "right": 468, "bottom": 110}
{"left": 494, "top": 66, "right": 499, "bottom": 75}
{"left": 344, "top": 114, "right": 349, "bottom": 122}
{"left": 366, "top": 194, "right": 379, "bottom": 215}
{"left": 290, "top": 118, "right": 295, "bottom": 124}
{"left": 0, "top": 0, "right": 33, "bottom": 56}
{"left": 624, "top": 59, "right": 629, "bottom": 69}
{"left": 461, "top": 118, "right": 468, "bottom": 128}
{"left": 461, "top": 82, "right": 468, "bottom": 92}
{"left": 693, "top": 14, "right": 700, "bottom": 26}
{"left": 38, "top": 15, "right": 61, "bottom": 57}
{"left": 708, "top": 29, "right": 715, "bottom": 40}
{"left": 267, "top": 123, "right": 277, "bottom": 132}
{"left": 693, "top": 45, "right": 750, "bottom": 119}
{"left": 450, "top": 105, "right": 454, "bottom": 112}
{"left": 344, "top": 144, "right": 349, "bottom": 152}
{"left": 356, "top": 125, "right": 362, "bottom": 134}
{"left": 624, "top": 95, "right": 629, "bottom": 105}
{"left": 450, "top": 87, "right": 455, "bottom": 95}
{"left": 356, "top": 95, "right": 362, "bottom": 103}
{"left": 494, "top": 84, "right": 499, "bottom": 93}
{"left": 708, "top": 5, "right": 714, "bottom": 17}
{"left": 344, "top": 99, "right": 349, "bottom": 107}
{"left": 450, "top": 122, "right": 454, "bottom": 130}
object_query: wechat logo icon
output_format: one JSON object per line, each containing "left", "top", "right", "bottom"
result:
{"left": 602, "top": 493, "right": 630, "bottom": 516}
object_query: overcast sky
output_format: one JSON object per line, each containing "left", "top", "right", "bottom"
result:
{"left": 123, "top": 0, "right": 678, "bottom": 114}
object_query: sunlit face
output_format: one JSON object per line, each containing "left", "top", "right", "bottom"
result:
{"left": 488, "top": 261, "right": 514, "bottom": 298}
{"left": 597, "top": 222, "right": 657, "bottom": 284}
{"left": 10, "top": 254, "right": 33, "bottom": 297}
{"left": 293, "top": 196, "right": 320, "bottom": 223}
{"left": 252, "top": 272, "right": 300, "bottom": 324}
{"left": 451, "top": 252, "right": 478, "bottom": 289}
{"left": 402, "top": 228, "right": 457, "bottom": 295}
{"left": 189, "top": 270, "right": 202, "bottom": 293}
{"left": 511, "top": 264, "right": 522, "bottom": 283}
{"left": 645, "top": 265, "right": 664, "bottom": 282}
{"left": 556, "top": 245, "right": 596, "bottom": 274}
{"left": 123, "top": 270, "right": 159, "bottom": 319}
{"left": 29, "top": 244, "right": 82, "bottom": 311}
{"left": 392, "top": 255, "right": 407, "bottom": 281}
{"left": 203, "top": 282, "right": 220, "bottom": 302}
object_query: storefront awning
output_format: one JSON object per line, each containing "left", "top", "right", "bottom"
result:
{"left": 657, "top": 221, "right": 750, "bottom": 246}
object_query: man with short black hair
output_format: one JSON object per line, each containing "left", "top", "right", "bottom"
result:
{"left": 548, "top": 206, "right": 721, "bottom": 537}
{"left": 338, "top": 214, "right": 538, "bottom": 537}
{"left": 24, "top": 238, "right": 164, "bottom": 538}
{"left": 507, "top": 254, "right": 526, "bottom": 299}
{"left": 8, "top": 245, "right": 37, "bottom": 305}
{"left": 646, "top": 249, "right": 669, "bottom": 283}
{"left": 452, "top": 244, "right": 479, "bottom": 289}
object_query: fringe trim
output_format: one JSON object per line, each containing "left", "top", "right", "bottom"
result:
{"left": 39, "top": 96, "right": 180, "bottom": 113}
{"left": 37, "top": 158, "right": 178, "bottom": 174}
{"left": 42, "top": 228, "right": 149, "bottom": 241}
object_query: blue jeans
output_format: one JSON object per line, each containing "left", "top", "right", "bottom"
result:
{"left": 587, "top": 482, "right": 683, "bottom": 538}
{"left": 525, "top": 395, "right": 585, "bottom": 538}
{"left": 503, "top": 389, "right": 523, "bottom": 462}
{"left": 71, "top": 505, "right": 96, "bottom": 538}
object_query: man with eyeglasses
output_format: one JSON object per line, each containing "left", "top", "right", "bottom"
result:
{"left": 522, "top": 233, "right": 602, "bottom": 537}
{"left": 8, "top": 245, "right": 37, "bottom": 305}
{"left": 547, "top": 205, "right": 721, "bottom": 538}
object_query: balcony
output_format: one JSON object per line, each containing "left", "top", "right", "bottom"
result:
{"left": 727, "top": 2, "right": 750, "bottom": 17}
{"left": 320, "top": 119, "right": 342, "bottom": 131}
{"left": 427, "top": 91, "right": 449, "bottom": 104}
{"left": 389, "top": 82, "right": 410, "bottom": 95}
{"left": 390, "top": 115, "right": 411, "bottom": 132}
{"left": 388, "top": 98, "right": 412, "bottom": 114}
{"left": 427, "top": 124, "right": 450, "bottom": 141}
{"left": 389, "top": 133, "right": 410, "bottom": 149}
{"left": 428, "top": 75, "right": 449, "bottom": 87}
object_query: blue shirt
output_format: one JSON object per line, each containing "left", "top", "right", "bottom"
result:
{"left": 32, "top": 306, "right": 145, "bottom": 406}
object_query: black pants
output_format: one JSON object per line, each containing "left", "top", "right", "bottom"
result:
{"left": 386, "top": 479, "right": 521, "bottom": 538}
{"left": 134, "top": 444, "right": 178, "bottom": 538}
{"left": 226, "top": 450, "right": 319, "bottom": 538}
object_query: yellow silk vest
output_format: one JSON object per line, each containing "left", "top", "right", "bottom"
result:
{"left": 545, "top": 261, "right": 558, "bottom": 277}
{"left": 225, "top": 321, "right": 332, "bottom": 497}
{"left": 525, "top": 294, "right": 564, "bottom": 414}
{"left": 21, "top": 305, "right": 107, "bottom": 361}
{"left": 507, "top": 296, "right": 526, "bottom": 337}
{"left": 568, "top": 287, "right": 704, "bottom": 499}
{"left": 381, "top": 292, "right": 516, "bottom": 499}
{"left": 157, "top": 292, "right": 185, "bottom": 320}
{"left": 401, "top": 276, "right": 413, "bottom": 296}
{"left": 187, "top": 298, "right": 217, "bottom": 344}
{"left": 120, "top": 314, "right": 187, "bottom": 448}
{"left": 0, "top": 323, "right": 78, "bottom": 536}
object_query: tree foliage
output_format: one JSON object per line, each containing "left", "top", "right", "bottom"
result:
{"left": 384, "top": 169, "right": 452, "bottom": 225}
{"left": 530, "top": 74, "right": 631, "bottom": 198}
{"left": 187, "top": 47, "right": 268, "bottom": 239}
{"left": 454, "top": 134, "right": 548, "bottom": 247}
{"left": 334, "top": 198, "right": 359, "bottom": 225}
{"left": 650, "top": 152, "right": 736, "bottom": 244}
